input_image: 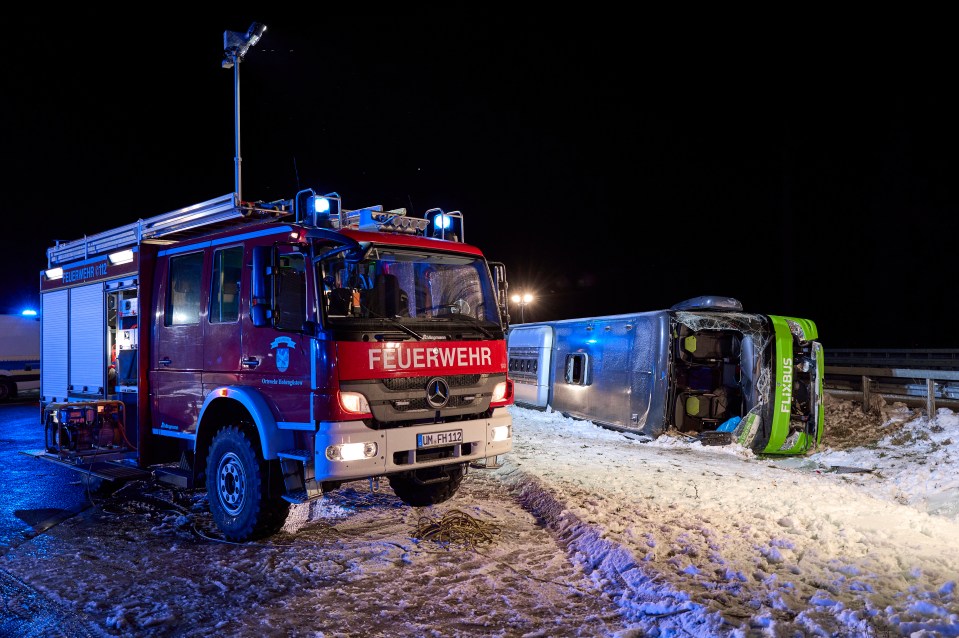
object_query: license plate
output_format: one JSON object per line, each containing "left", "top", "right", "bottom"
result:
{"left": 417, "top": 429, "right": 463, "bottom": 448}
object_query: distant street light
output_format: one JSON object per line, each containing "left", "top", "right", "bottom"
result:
{"left": 222, "top": 22, "right": 268, "bottom": 203}
{"left": 510, "top": 292, "right": 534, "bottom": 323}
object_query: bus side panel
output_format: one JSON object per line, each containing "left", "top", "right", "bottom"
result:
{"left": 548, "top": 312, "right": 670, "bottom": 436}
{"left": 629, "top": 314, "right": 672, "bottom": 437}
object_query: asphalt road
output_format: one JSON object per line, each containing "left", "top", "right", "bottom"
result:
{"left": 0, "top": 401, "right": 93, "bottom": 555}
{"left": 0, "top": 400, "right": 103, "bottom": 636}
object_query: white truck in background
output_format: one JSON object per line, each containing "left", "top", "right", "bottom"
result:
{"left": 0, "top": 313, "right": 41, "bottom": 402}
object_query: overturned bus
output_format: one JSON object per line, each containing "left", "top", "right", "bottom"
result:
{"left": 506, "top": 296, "right": 824, "bottom": 455}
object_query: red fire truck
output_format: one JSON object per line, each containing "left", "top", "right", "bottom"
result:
{"left": 24, "top": 191, "right": 514, "bottom": 541}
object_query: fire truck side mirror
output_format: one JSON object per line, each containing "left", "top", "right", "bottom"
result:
{"left": 489, "top": 261, "right": 510, "bottom": 326}
{"left": 251, "top": 245, "right": 274, "bottom": 327}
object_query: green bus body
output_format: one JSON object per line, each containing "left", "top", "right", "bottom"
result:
{"left": 765, "top": 316, "right": 823, "bottom": 455}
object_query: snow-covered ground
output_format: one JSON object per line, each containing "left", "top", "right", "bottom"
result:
{"left": 2, "top": 394, "right": 958, "bottom": 637}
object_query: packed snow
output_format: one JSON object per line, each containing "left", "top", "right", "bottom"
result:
{"left": 2, "top": 394, "right": 958, "bottom": 637}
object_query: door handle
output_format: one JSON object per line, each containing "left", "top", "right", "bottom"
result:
{"left": 159, "top": 357, "right": 172, "bottom": 366}
{"left": 241, "top": 357, "right": 260, "bottom": 368}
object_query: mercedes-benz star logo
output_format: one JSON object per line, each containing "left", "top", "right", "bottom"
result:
{"left": 425, "top": 377, "right": 450, "bottom": 409}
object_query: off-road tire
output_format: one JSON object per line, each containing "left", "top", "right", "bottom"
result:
{"left": 206, "top": 425, "right": 289, "bottom": 541}
{"left": 388, "top": 463, "right": 466, "bottom": 507}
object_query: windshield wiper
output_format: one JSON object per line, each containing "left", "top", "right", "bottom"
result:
{"left": 442, "top": 314, "right": 496, "bottom": 339}
{"left": 357, "top": 306, "right": 424, "bottom": 341}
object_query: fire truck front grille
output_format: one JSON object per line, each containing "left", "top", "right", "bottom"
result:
{"left": 383, "top": 375, "right": 481, "bottom": 391}
{"left": 391, "top": 394, "right": 482, "bottom": 412}
{"left": 340, "top": 372, "right": 506, "bottom": 428}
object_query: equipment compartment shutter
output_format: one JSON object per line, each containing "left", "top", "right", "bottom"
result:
{"left": 41, "top": 289, "right": 68, "bottom": 402}
{"left": 69, "top": 283, "right": 105, "bottom": 394}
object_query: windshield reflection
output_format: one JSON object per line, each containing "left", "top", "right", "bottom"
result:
{"left": 318, "top": 246, "right": 500, "bottom": 325}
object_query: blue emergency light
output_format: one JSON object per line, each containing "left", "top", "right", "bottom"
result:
{"left": 425, "top": 208, "right": 464, "bottom": 242}
{"left": 313, "top": 197, "right": 331, "bottom": 214}
{"left": 295, "top": 189, "right": 340, "bottom": 228}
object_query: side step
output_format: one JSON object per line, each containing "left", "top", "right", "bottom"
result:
{"left": 277, "top": 449, "right": 323, "bottom": 504}
{"left": 154, "top": 466, "right": 193, "bottom": 489}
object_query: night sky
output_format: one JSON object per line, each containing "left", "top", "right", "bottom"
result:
{"left": 4, "top": 14, "right": 956, "bottom": 348}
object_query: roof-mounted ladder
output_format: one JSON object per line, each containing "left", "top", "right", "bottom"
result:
{"left": 47, "top": 193, "right": 245, "bottom": 267}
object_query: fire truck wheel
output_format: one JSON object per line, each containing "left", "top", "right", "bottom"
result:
{"left": 387, "top": 463, "right": 466, "bottom": 507}
{"left": 206, "top": 425, "right": 289, "bottom": 542}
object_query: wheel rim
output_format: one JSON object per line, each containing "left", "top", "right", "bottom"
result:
{"left": 216, "top": 451, "right": 247, "bottom": 516}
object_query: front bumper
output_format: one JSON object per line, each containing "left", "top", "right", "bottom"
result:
{"left": 313, "top": 407, "right": 512, "bottom": 480}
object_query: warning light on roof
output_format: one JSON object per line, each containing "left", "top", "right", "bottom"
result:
{"left": 425, "top": 208, "right": 464, "bottom": 242}
{"left": 295, "top": 188, "right": 339, "bottom": 228}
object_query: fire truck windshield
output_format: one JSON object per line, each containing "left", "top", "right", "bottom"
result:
{"left": 318, "top": 246, "right": 502, "bottom": 327}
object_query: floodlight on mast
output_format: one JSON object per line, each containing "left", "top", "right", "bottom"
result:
{"left": 221, "top": 22, "right": 267, "bottom": 202}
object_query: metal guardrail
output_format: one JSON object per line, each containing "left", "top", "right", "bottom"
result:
{"left": 824, "top": 349, "right": 959, "bottom": 415}
{"left": 825, "top": 348, "right": 959, "bottom": 369}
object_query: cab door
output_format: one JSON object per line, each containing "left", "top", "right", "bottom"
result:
{"left": 203, "top": 244, "right": 245, "bottom": 383}
{"left": 152, "top": 248, "right": 207, "bottom": 436}
{"left": 243, "top": 243, "right": 312, "bottom": 424}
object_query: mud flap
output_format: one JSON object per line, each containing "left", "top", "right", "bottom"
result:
{"left": 470, "top": 456, "right": 503, "bottom": 469}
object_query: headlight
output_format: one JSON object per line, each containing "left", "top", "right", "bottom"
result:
{"left": 339, "top": 391, "right": 370, "bottom": 414}
{"left": 786, "top": 320, "right": 806, "bottom": 342}
{"left": 326, "top": 441, "right": 378, "bottom": 462}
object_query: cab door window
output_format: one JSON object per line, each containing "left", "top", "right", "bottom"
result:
{"left": 165, "top": 252, "right": 204, "bottom": 326}
{"left": 210, "top": 247, "right": 243, "bottom": 323}
{"left": 275, "top": 253, "right": 305, "bottom": 331}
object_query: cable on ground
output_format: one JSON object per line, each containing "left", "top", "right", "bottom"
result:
{"left": 411, "top": 509, "right": 500, "bottom": 551}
